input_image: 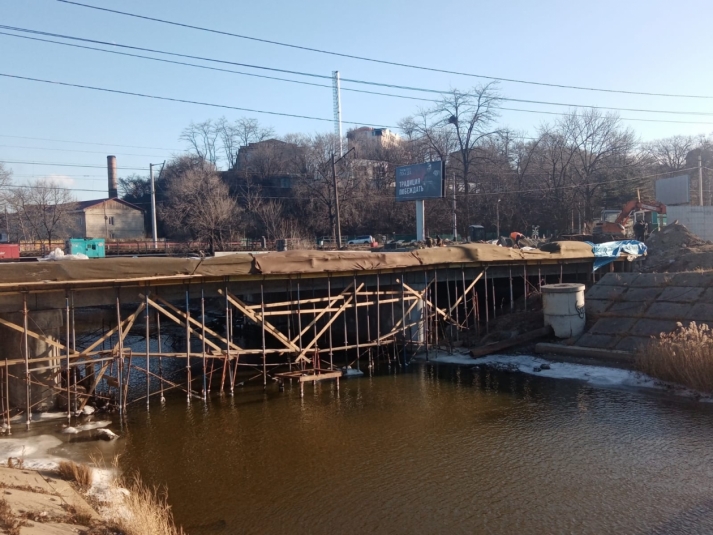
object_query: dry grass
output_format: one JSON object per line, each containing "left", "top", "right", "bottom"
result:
{"left": 58, "top": 460, "right": 93, "bottom": 491}
{"left": 636, "top": 321, "right": 713, "bottom": 393}
{"left": 109, "top": 473, "right": 184, "bottom": 535}
{"left": 0, "top": 498, "right": 26, "bottom": 535}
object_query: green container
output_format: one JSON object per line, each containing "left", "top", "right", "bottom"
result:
{"left": 65, "top": 238, "right": 106, "bottom": 258}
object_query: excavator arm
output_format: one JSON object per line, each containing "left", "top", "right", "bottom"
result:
{"left": 614, "top": 200, "right": 667, "bottom": 226}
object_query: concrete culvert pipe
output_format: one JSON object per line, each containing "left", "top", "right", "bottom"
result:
{"left": 542, "top": 283, "right": 586, "bottom": 338}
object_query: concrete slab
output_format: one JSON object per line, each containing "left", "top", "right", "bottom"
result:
{"left": 671, "top": 272, "right": 713, "bottom": 287}
{"left": 585, "top": 299, "right": 612, "bottom": 316}
{"left": 596, "top": 273, "right": 640, "bottom": 286}
{"left": 1, "top": 487, "right": 66, "bottom": 517}
{"left": 0, "top": 467, "right": 54, "bottom": 494}
{"left": 644, "top": 302, "right": 693, "bottom": 320}
{"left": 658, "top": 286, "right": 705, "bottom": 303}
{"left": 699, "top": 288, "right": 713, "bottom": 304}
{"left": 630, "top": 273, "right": 675, "bottom": 288}
{"left": 590, "top": 317, "right": 637, "bottom": 335}
{"left": 615, "top": 336, "right": 648, "bottom": 352}
{"left": 20, "top": 522, "right": 85, "bottom": 535}
{"left": 620, "top": 287, "right": 663, "bottom": 302}
{"left": 43, "top": 476, "right": 100, "bottom": 521}
{"left": 575, "top": 333, "right": 618, "bottom": 349}
{"left": 586, "top": 285, "right": 629, "bottom": 301}
{"left": 686, "top": 303, "right": 713, "bottom": 323}
{"left": 607, "top": 301, "right": 651, "bottom": 316}
{"left": 631, "top": 319, "right": 679, "bottom": 337}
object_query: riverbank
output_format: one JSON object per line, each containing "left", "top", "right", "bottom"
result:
{"left": 414, "top": 349, "right": 713, "bottom": 401}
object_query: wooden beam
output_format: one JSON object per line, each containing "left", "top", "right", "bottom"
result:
{"left": 149, "top": 294, "right": 244, "bottom": 352}
{"left": 219, "top": 290, "right": 300, "bottom": 353}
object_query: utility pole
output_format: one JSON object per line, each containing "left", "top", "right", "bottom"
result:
{"left": 150, "top": 164, "right": 158, "bottom": 248}
{"left": 699, "top": 153, "right": 704, "bottom": 206}
{"left": 331, "top": 153, "right": 342, "bottom": 249}
{"left": 332, "top": 71, "right": 344, "bottom": 157}
{"left": 149, "top": 162, "right": 165, "bottom": 249}
{"left": 452, "top": 173, "right": 457, "bottom": 241}
{"left": 496, "top": 199, "right": 501, "bottom": 238}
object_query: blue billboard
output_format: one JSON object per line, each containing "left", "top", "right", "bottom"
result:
{"left": 395, "top": 161, "right": 445, "bottom": 201}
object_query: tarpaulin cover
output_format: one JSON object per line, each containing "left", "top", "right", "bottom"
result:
{"left": 0, "top": 241, "right": 596, "bottom": 286}
{"left": 412, "top": 241, "right": 594, "bottom": 265}
{"left": 0, "top": 255, "right": 254, "bottom": 286}
{"left": 588, "top": 240, "right": 647, "bottom": 271}
{"left": 253, "top": 250, "right": 422, "bottom": 274}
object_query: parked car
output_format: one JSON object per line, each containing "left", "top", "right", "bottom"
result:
{"left": 347, "top": 235, "right": 374, "bottom": 245}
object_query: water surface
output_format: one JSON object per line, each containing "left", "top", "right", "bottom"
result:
{"left": 119, "top": 363, "right": 713, "bottom": 534}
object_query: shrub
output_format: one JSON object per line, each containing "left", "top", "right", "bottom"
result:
{"left": 636, "top": 321, "right": 713, "bottom": 393}
{"left": 109, "top": 474, "right": 184, "bottom": 535}
{"left": 58, "top": 460, "right": 93, "bottom": 491}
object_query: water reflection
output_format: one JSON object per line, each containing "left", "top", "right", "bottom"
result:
{"left": 118, "top": 363, "right": 713, "bottom": 535}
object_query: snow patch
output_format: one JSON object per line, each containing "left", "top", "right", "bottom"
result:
{"left": 415, "top": 350, "right": 710, "bottom": 400}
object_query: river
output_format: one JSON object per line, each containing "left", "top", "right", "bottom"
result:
{"left": 105, "top": 360, "right": 713, "bottom": 534}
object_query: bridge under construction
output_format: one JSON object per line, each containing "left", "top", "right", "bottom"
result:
{"left": 0, "top": 242, "right": 600, "bottom": 429}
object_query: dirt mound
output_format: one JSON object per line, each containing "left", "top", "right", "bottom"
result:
{"left": 643, "top": 222, "right": 711, "bottom": 272}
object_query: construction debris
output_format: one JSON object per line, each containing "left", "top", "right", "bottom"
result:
{"left": 642, "top": 222, "right": 713, "bottom": 272}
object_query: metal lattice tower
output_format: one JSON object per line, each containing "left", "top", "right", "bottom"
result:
{"left": 332, "top": 71, "right": 343, "bottom": 156}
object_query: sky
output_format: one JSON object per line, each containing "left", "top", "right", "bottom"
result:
{"left": 2, "top": 0, "right": 713, "bottom": 201}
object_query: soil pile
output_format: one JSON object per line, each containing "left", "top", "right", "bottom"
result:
{"left": 643, "top": 222, "right": 713, "bottom": 272}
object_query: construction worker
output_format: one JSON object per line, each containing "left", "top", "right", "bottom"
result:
{"left": 633, "top": 220, "right": 646, "bottom": 242}
{"left": 510, "top": 232, "right": 525, "bottom": 246}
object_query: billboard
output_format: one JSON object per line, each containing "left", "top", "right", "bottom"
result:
{"left": 395, "top": 161, "right": 444, "bottom": 201}
{"left": 656, "top": 175, "right": 690, "bottom": 206}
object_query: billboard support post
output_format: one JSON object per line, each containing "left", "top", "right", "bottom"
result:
{"left": 416, "top": 200, "right": 425, "bottom": 242}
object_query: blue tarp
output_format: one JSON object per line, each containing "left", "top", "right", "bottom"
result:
{"left": 586, "top": 240, "right": 647, "bottom": 271}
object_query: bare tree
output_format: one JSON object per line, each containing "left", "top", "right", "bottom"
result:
{"left": 644, "top": 135, "right": 695, "bottom": 172}
{"left": 217, "top": 117, "right": 275, "bottom": 169}
{"left": 255, "top": 200, "right": 285, "bottom": 240}
{"left": 159, "top": 160, "right": 240, "bottom": 254}
{"left": 7, "top": 179, "right": 76, "bottom": 247}
{"left": 180, "top": 120, "right": 220, "bottom": 165}
{"left": 0, "top": 162, "right": 11, "bottom": 197}
{"left": 562, "top": 109, "right": 637, "bottom": 221}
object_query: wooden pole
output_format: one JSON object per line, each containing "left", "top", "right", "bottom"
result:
{"left": 400, "top": 275, "right": 406, "bottom": 366}
{"left": 65, "top": 296, "right": 71, "bottom": 420}
{"left": 4, "top": 358, "right": 10, "bottom": 434}
{"left": 115, "top": 294, "right": 123, "bottom": 416}
{"left": 201, "top": 288, "right": 207, "bottom": 400}
{"left": 509, "top": 269, "right": 514, "bottom": 311}
{"left": 145, "top": 292, "right": 150, "bottom": 408}
{"left": 354, "top": 275, "right": 360, "bottom": 370}
{"left": 157, "top": 308, "right": 164, "bottom": 402}
{"left": 327, "top": 276, "right": 333, "bottom": 371}
{"left": 261, "top": 283, "right": 267, "bottom": 389}
{"left": 484, "top": 270, "right": 489, "bottom": 326}
{"left": 23, "top": 294, "right": 30, "bottom": 429}
{"left": 376, "top": 273, "right": 381, "bottom": 364}
{"left": 185, "top": 289, "right": 191, "bottom": 403}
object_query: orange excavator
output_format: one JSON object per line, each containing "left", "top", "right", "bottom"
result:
{"left": 592, "top": 200, "right": 667, "bottom": 239}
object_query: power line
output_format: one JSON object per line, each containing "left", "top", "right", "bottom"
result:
{"left": 0, "top": 159, "right": 146, "bottom": 170}
{"left": 0, "top": 134, "right": 178, "bottom": 151}
{"left": 0, "top": 184, "right": 110, "bottom": 193}
{"left": 0, "top": 72, "right": 392, "bottom": 128}
{"left": 4, "top": 27, "right": 713, "bottom": 118}
{"left": 5, "top": 69, "right": 713, "bottom": 131}
{"left": 0, "top": 144, "right": 165, "bottom": 158}
{"left": 56, "top": 0, "right": 713, "bottom": 100}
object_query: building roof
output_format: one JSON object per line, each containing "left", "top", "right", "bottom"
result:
{"left": 72, "top": 198, "right": 144, "bottom": 212}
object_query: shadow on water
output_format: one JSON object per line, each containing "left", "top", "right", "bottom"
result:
{"left": 116, "top": 362, "right": 713, "bottom": 535}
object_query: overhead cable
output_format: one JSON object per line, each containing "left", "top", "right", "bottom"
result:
{"left": 56, "top": 0, "right": 713, "bottom": 100}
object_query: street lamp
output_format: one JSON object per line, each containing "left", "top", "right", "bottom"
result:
{"left": 149, "top": 162, "right": 165, "bottom": 249}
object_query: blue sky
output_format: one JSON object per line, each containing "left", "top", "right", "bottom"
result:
{"left": 2, "top": 0, "right": 713, "bottom": 200}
